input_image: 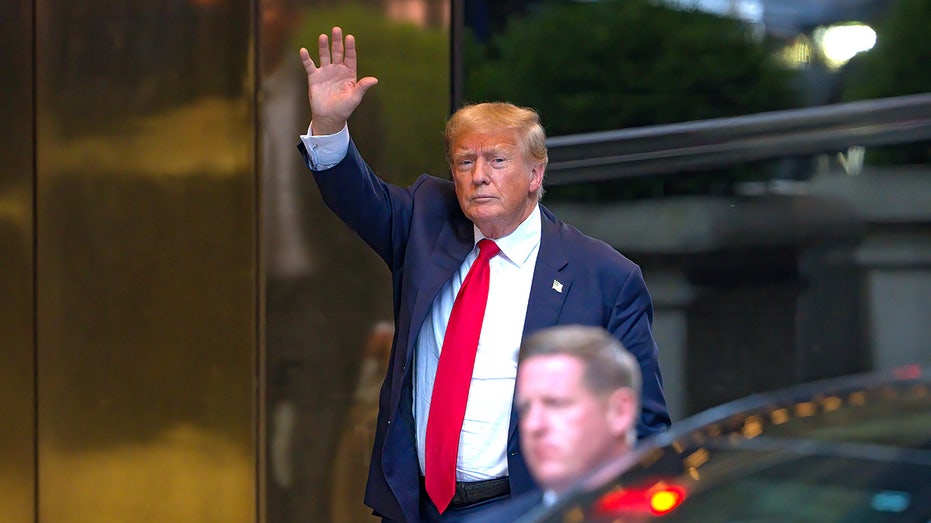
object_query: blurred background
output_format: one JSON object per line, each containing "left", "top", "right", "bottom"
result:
{"left": 0, "top": 0, "right": 927, "bottom": 522}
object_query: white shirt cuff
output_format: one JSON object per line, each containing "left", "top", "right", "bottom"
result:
{"left": 299, "top": 123, "right": 350, "bottom": 171}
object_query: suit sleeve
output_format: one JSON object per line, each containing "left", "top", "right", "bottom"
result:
{"left": 298, "top": 139, "right": 424, "bottom": 270}
{"left": 608, "top": 266, "right": 672, "bottom": 438}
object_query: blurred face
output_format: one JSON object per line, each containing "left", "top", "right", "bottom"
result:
{"left": 449, "top": 129, "right": 544, "bottom": 239}
{"left": 517, "top": 355, "right": 634, "bottom": 494}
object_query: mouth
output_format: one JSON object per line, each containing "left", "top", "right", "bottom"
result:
{"left": 531, "top": 444, "right": 558, "bottom": 462}
{"left": 471, "top": 195, "right": 496, "bottom": 203}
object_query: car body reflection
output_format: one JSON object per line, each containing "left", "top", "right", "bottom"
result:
{"left": 525, "top": 365, "right": 931, "bottom": 523}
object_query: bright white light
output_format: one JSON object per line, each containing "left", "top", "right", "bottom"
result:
{"left": 816, "top": 23, "right": 877, "bottom": 68}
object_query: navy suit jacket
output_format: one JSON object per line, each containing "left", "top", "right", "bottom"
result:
{"left": 300, "top": 140, "right": 670, "bottom": 522}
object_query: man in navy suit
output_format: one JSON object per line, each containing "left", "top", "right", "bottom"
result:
{"left": 465, "top": 325, "right": 642, "bottom": 523}
{"left": 297, "top": 27, "right": 670, "bottom": 523}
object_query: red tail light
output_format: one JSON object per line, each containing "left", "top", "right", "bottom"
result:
{"left": 649, "top": 486, "right": 685, "bottom": 515}
{"left": 596, "top": 483, "right": 686, "bottom": 516}
{"left": 893, "top": 364, "right": 921, "bottom": 380}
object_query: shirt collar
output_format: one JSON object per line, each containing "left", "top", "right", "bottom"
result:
{"left": 473, "top": 204, "right": 541, "bottom": 268}
{"left": 542, "top": 490, "right": 560, "bottom": 507}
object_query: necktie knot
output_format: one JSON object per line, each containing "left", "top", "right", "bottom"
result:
{"left": 477, "top": 239, "right": 500, "bottom": 262}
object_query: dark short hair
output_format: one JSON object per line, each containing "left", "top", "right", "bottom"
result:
{"left": 519, "top": 325, "right": 641, "bottom": 398}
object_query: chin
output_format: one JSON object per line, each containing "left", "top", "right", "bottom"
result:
{"left": 467, "top": 208, "right": 497, "bottom": 221}
{"left": 535, "top": 467, "right": 566, "bottom": 486}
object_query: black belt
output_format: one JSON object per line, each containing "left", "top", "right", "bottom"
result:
{"left": 420, "top": 476, "right": 511, "bottom": 508}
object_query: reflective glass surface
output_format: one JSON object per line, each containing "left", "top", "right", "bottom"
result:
{"left": 259, "top": 1, "right": 450, "bottom": 521}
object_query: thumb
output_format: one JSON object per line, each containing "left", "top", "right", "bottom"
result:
{"left": 357, "top": 76, "right": 379, "bottom": 95}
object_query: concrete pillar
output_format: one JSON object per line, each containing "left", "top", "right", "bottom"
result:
{"left": 644, "top": 270, "right": 696, "bottom": 422}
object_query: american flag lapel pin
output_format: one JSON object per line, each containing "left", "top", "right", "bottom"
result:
{"left": 552, "top": 280, "right": 563, "bottom": 293}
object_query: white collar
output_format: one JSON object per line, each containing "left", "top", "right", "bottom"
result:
{"left": 473, "top": 204, "right": 541, "bottom": 267}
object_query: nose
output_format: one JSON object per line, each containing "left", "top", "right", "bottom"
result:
{"left": 471, "top": 158, "right": 491, "bottom": 185}
{"left": 521, "top": 403, "right": 545, "bottom": 434}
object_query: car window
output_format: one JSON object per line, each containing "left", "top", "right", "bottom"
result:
{"left": 634, "top": 454, "right": 931, "bottom": 523}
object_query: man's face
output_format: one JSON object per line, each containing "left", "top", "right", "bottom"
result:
{"left": 517, "top": 354, "right": 633, "bottom": 494}
{"left": 449, "top": 129, "right": 544, "bottom": 239}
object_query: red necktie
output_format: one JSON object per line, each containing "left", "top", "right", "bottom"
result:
{"left": 424, "top": 238, "right": 501, "bottom": 513}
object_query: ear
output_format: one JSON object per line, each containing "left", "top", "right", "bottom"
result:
{"left": 528, "top": 162, "right": 544, "bottom": 194}
{"left": 605, "top": 387, "right": 637, "bottom": 438}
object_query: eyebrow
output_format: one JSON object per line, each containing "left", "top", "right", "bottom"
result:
{"left": 485, "top": 145, "right": 516, "bottom": 155}
{"left": 453, "top": 149, "right": 512, "bottom": 161}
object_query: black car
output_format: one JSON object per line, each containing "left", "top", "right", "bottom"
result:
{"left": 522, "top": 365, "right": 931, "bottom": 523}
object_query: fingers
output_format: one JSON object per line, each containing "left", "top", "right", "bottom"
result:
{"left": 331, "top": 26, "right": 345, "bottom": 65}
{"left": 299, "top": 47, "right": 316, "bottom": 73}
{"left": 318, "top": 26, "right": 346, "bottom": 66}
{"left": 344, "top": 34, "right": 357, "bottom": 71}
{"left": 317, "top": 32, "right": 330, "bottom": 66}
{"left": 307, "top": 26, "right": 355, "bottom": 71}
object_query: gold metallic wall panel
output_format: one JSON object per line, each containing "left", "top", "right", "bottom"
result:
{"left": 35, "top": 0, "right": 257, "bottom": 521}
{"left": 0, "top": 1, "right": 36, "bottom": 522}
{"left": 7, "top": 0, "right": 449, "bottom": 521}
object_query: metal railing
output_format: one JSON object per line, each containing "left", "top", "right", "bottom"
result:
{"left": 545, "top": 93, "right": 931, "bottom": 185}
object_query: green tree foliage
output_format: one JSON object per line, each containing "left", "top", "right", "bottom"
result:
{"left": 841, "top": 0, "right": 930, "bottom": 165}
{"left": 464, "top": 0, "right": 800, "bottom": 137}
{"left": 843, "top": 0, "right": 931, "bottom": 100}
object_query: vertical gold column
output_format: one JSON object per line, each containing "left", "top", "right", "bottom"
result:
{"left": 35, "top": 1, "right": 258, "bottom": 522}
{"left": 0, "top": 1, "right": 36, "bottom": 522}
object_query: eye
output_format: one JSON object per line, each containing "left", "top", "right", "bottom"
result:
{"left": 544, "top": 397, "right": 572, "bottom": 409}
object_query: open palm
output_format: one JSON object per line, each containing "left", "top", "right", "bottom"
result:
{"left": 299, "top": 26, "right": 378, "bottom": 135}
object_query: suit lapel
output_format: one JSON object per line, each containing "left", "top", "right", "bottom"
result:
{"left": 522, "top": 207, "right": 570, "bottom": 337}
{"left": 510, "top": 207, "right": 571, "bottom": 438}
{"left": 406, "top": 217, "right": 473, "bottom": 362}
{"left": 390, "top": 215, "right": 473, "bottom": 415}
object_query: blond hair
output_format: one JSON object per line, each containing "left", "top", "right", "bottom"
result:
{"left": 444, "top": 102, "right": 548, "bottom": 198}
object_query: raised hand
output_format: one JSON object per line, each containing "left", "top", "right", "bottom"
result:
{"left": 299, "top": 26, "right": 378, "bottom": 135}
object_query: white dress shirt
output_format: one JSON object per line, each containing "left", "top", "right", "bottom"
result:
{"left": 300, "top": 124, "right": 541, "bottom": 481}
{"left": 299, "top": 123, "right": 349, "bottom": 171}
{"left": 414, "top": 208, "right": 540, "bottom": 481}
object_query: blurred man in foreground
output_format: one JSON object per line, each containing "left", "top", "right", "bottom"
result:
{"left": 468, "top": 325, "right": 641, "bottom": 522}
